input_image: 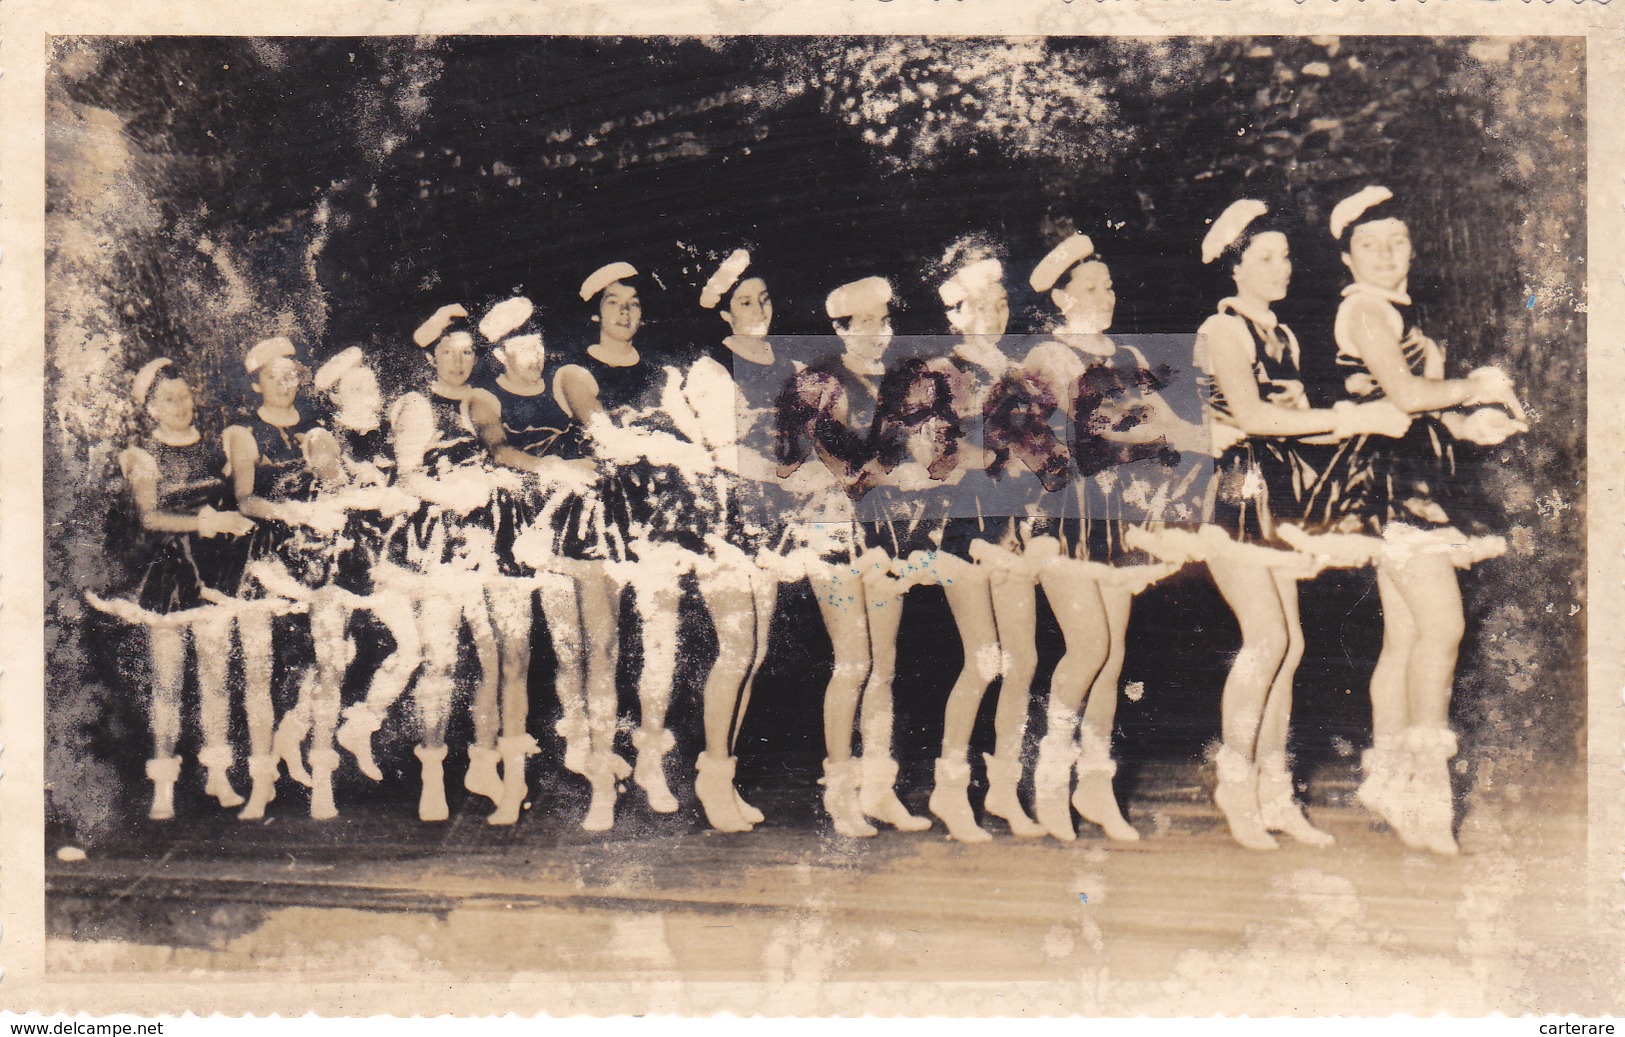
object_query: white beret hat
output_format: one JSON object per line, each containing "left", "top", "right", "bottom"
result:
{"left": 244, "top": 336, "right": 297, "bottom": 375}
{"left": 479, "top": 296, "right": 535, "bottom": 343}
{"left": 1029, "top": 233, "right": 1095, "bottom": 293}
{"left": 1330, "top": 185, "right": 1395, "bottom": 241}
{"left": 939, "top": 257, "right": 1004, "bottom": 307}
{"left": 131, "top": 357, "right": 173, "bottom": 405}
{"left": 1201, "top": 200, "right": 1269, "bottom": 265}
{"left": 313, "top": 346, "right": 366, "bottom": 393}
{"left": 825, "top": 276, "right": 892, "bottom": 320}
{"left": 412, "top": 304, "right": 469, "bottom": 349}
{"left": 579, "top": 261, "right": 638, "bottom": 303}
{"left": 700, "top": 249, "right": 752, "bottom": 310}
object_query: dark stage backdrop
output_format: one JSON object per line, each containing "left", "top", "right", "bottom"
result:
{"left": 44, "top": 36, "right": 1585, "bottom": 839}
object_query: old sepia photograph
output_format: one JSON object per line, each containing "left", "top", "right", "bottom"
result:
{"left": 17, "top": 24, "right": 1612, "bottom": 1014}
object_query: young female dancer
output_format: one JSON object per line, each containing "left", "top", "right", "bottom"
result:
{"left": 549, "top": 262, "right": 678, "bottom": 831}
{"left": 388, "top": 307, "right": 508, "bottom": 821}
{"left": 1322, "top": 186, "right": 1526, "bottom": 854}
{"left": 224, "top": 337, "right": 353, "bottom": 820}
{"left": 885, "top": 248, "right": 1044, "bottom": 842}
{"left": 1190, "top": 200, "right": 1411, "bottom": 849}
{"left": 1017, "top": 232, "right": 1204, "bottom": 843}
{"left": 468, "top": 296, "right": 599, "bottom": 825}
{"left": 775, "top": 275, "right": 931, "bottom": 837}
{"left": 682, "top": 249, "right": 788, "bottom": 832}
{"left": 293, "top": 348, "right": 432, "bottom": 806}
{"left": 90, "top": 359, "right": 256, "bottom": 819}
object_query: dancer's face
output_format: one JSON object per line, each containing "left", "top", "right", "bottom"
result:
{"left": 147, "top": 377, "right": 195, "bottom": 433}
{"left": 598, "top": 282, "right": 642, "bottom": 345}
{"left": 499, "top": 335, "right": 547, "bottom": 381}
{"left": 835, "top": 300, "right": 892, "bottom": 360}
{"left": 255, "top": 356, "right": 303, "bottom": 408}
{"left": 1053, "top": 260, "right": 1115, "bottom": 333}
{"left": 723, "top": 278, "right": 773, "bottom": 338}
{"left": 432, "top": 331, "right": 477, "bottom": 387}
{"left": 1343, "top": 218, "right": 1412, "bottom": 292}
{"left": 1232, "top": 231, "right": 1292, "bottom": 305}
{"left": 946, "top": 280, "right": 1010, "bottom": 339}
{"left": 333, "top": 366, "right": 382, "bottom": 424}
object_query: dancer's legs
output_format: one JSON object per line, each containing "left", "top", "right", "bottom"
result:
{"left": 1204, "top": 557, "right": 1292, "bottom": 849}
{"left": 414, "top": 592, "right": 462, "bottom": 749}
{"left": 305, "top": 592, "right": 350, "bottom": 819}
{"left": 236, "top": 607, "right": 281, "bottom": 819}
{"left": 144, "top": 624, "right": 186, "bottom": 820}
{"left": 1253, "top": 570, "right": 1305, "bottom": 764}
{"left": 630, "top": 575, "right": 682, "bottom": 812}
{"left": 1203, "top": 559, "right": 1290, "bottom": 759}
{"left": 191, "top": 610, "right": 241, "bottom": 807}
{"left": 1383, "top": 553, "right": 1464, "bottom": 730}
{"left": 338, "top": 589, "right": 423, "bottom": 781}
{"left": 1036, "top": 569, "right": 1110, "bottom": 718}
{"left": 1369, "top": 567, "right": 1416, "bottom": 739}
{"left": 856, "top": 571, "right": 930, "bottom": 830}
{"left": 462, "top": 587, "right": 502, "bottom": 752}
{"left": 536, "top": 572, "right": 589, "bottom": 774}
{"left": 485, "top": 580, "right": 535, "bottom": 740}
{"left": 929, "top": 566, "right": 999, "bottom": 842}
{"left": 578, "top": 564, "right": 626, "bottom": 832}
{"left": 809, "top": 565, "right": 875, "bottom": 837}
{"left": 810, "top": 567, "right": 871, "bottom": 763}
{"left": 695, "top": 566, "right": 757, "bottom": 831}
{"left": 987, "top": 572, "right": 1039, "bottom": 761}
{"left": 938, "top": 569, "right": 998, "bottom": 756}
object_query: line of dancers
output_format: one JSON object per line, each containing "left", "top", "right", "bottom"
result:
{"left": 89, "top": 185, "right": 1527, "bottom": 853}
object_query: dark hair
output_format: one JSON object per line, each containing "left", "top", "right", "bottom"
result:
{"left": 1336, "top": 196, "right": 1406, "bottom": 251}
{"left": 587, "top": 275, "right": 640, "bottom": 311}
{"left": 1217, "top": 214, "right": 1291, "bottom": 272}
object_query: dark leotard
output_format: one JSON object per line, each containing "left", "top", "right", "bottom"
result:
{"left": 1196, "top": 302, "right": 1319, "bottom": 546}
{"left": 115, "top": 433, "right": 241, "bottom": 614}
{"left": 1313, "top": 283, "right": 1491, "bottom": 536}
{"left": 234, "top": 409, "right": 333, "bottom": 591}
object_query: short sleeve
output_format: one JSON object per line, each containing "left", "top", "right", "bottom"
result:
{"left": 119, "top": 446, "right": 158, "bottom": 486}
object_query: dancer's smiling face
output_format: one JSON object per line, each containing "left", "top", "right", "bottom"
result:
{"left": 723, "top": 277, "right": 773, "bottom": 338}
{"left": 147, "top": 377, "right": 195, "bottom": 434}
{"left": 1053, "top": 259, "right": 1115, "bottom": 334}
{"left": 499, "top": 335, "right": 547, "bottom": 381}
{"left": 1343, "top": 218, "right": 1412, "bottom": 292}
{"left": 598, "top": 282, "right": 642, "bottom": 345}
{"left": 1231, "top": 231, "right": 1292, "bottom": 305}
{"left": 333, "top": 365, "right": 382, "bottom": 423}
{"left": 254, "top": 356, "right": 304, "bottom": 408}
{"left": 835, "top": 299, "right": 892, "bottom": 360}
{"left": 431, "top": 331, "right": 477, "bottom": 387}
{"left": 946, "top": 280, "right": 1010, "bottom": 339}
